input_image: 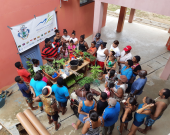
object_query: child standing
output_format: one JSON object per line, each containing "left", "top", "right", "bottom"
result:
{"left": 68, "top": 40, "right": 76, "bottom": 54}
{"left": 15, "top": 62, "right": 31, "bottom": 85}
{"left": 60, "top": 43, "right": 69, "bottom": 58}
{"left": 32, "top": 59, "right": 41, "bottom": 73}
{"left": 15, "top": 76, "right": 38, "bottom": 110}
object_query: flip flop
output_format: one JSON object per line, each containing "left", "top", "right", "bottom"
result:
{"left": 72, "top": 123, "right": 77, "bottom": 130}
{"left": 55, "top": 123, "right": 61, "bottom": 131}
{"left": 117, "top": 126, "right": 121, "bottom": 135}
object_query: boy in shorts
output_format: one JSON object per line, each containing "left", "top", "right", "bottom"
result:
{"left": 15, "top": 76, "right": 38, "bottom": 110}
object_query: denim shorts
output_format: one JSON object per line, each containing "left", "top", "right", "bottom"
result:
{"left": 133, "top": 118, "right": 144, "bottom": 127}
{"left": 59, "top": 101, "right": 67, "bottom": 107}
{"left": 145, "top": 115, "right": 161, "bottom": 127}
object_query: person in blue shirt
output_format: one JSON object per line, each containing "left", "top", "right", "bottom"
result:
{"left": 128, "top": 97, "right": 155, "bottom": 135}
{"left": 102, "top": 98, "right": 120, "bottom": 135}
{"left": 52, "top": 77, "right": 70, "bottom": 115}
{"left": 15, "top": 76, "right": 38, "bottom": 110}
{"left": 30, "top": 73, "right": 47, "bottom": 112}
{"left": 131, "top": 70, "right": 147, "bottom": 96}
{"left": 121, "top": 60, "right": 133, "bottom": 81}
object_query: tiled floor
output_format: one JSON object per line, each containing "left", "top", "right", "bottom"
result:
{"left": 1, "top": 15, "right": 170, "bottom": 135}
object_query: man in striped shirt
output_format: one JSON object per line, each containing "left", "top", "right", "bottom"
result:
{"left": 41, "top": 38, "right": 60, "bottom": 63}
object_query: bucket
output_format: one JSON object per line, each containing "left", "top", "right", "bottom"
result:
{"left": 0, "top": 95, "right": 6, "bottom": 108}
{"left": 70, "top": 60, "right": 79, "bottom": 70}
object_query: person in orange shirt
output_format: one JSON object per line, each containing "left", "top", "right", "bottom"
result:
{"left": 15, "top": 62, "right": 31, "bottom": 85}
{"left": 87, "top": 41, "right": 97, "bottom": 66}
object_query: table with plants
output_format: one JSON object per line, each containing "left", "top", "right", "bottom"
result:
{"left": 26, "top": 50, "right": 102, "bottom": 88}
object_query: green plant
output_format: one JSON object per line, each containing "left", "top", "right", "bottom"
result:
{"left": 26, "top": 58, "right": 35, "bottom": 77}
{"left": 44, "top": 65, "right": 55, "bottom": 76}
{"left": 77, "top": 77, "right": 93, "bottom": 87}
{"left": 73, "top": 73, "right": 84, "bottom": 81}
{"left": 83, "top": 52, "right": 91, "bottom": 57}
{"left": 89, "top": 55, "right": 96, "bottom": 61}
{"left": 90, "top": 65, "right": 103, "bottom": 80}
{"left": 65, "top": 76, "right": 76, "bottom": 87}
{"left": 53, "top": 58, "right": 65, "bottom": 70}
{"left": 40, "top": 65, "right": 45, "bottom": 70}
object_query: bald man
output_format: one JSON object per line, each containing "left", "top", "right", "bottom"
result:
{"left": 130, "top": 70, "right": 147, "bottom": 96}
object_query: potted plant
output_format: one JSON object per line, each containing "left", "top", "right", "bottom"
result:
{"left": 90, "top": 65, "right": 103, "bottom": 86}
{"left": 83, "top": 52, "right": 91, "bottom": 62}
{"left": 26, "top": 58, "right": 35, "bottom": 77}
{"left": 43, "top": 65, "right": 60, "bottom": 82}
{"left": 53, "top": 58, "right": 65, "bottom": 70}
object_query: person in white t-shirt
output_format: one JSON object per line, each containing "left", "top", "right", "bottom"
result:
{"left": 69, "top": 30, "right": 78, "bottom": 47}
{"left": 118, "top": 45, "right": 132, "bottom": 70}
{"left": 61, "top": 29, "right": 70, "bottom": 46}
{"left": 109, "top": 40, "right": 120, "bottom": 58}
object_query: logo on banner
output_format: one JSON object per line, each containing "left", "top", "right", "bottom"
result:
{"left": 36, "top": 14, "right": 53, "bottom": 27}
{"left": 18, "top": 25, "right": 30, "bottom": 40}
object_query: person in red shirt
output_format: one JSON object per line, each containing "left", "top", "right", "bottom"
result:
{"left": 41, "top": 38, "right": 60, "bottom": 64}
{"left": 15, "top": 62, "right": 31, "bottom": 84}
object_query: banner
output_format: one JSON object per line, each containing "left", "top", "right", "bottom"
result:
{"left": 10, "top": 11, "right": 57, "bottom": 53}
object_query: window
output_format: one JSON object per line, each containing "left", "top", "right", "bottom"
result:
{"left": 80, "top": 0, "right": 94, "bottom": 6}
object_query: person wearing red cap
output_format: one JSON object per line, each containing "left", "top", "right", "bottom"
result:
{"left": 118, "top": 45, "right": 132, "bottom": 70}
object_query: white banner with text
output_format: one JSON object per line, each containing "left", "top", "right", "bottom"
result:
{"left": 11, "top": 11, "right": 57, "bottom": 53}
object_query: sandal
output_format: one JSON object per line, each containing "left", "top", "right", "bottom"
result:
{"left": 55, "top": 123, "right": 61, "bottom": 131}
{"left": 72, "top": 123, "right": 77, "bottom": 130}
{"left": 117, "top": 126, "right": 121, "bottom": 135}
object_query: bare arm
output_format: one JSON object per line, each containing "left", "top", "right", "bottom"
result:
{"left": 84, "top": 42, "right": 89, "bottom": 50}
{"left": 66, "top": 96, "right": 70, "bottom": 99}
{"left": 136, "top": 104, "right": 154, "bottom": 115}
{"left": 82, "top": 121, "right": 90, "bottom": 134}
{"left": 30, "top": 86, "right": 36, "bottom": 98}
{"left": 122, "top": 108, "right": 130, "bottom": 122}
{"left": 104, "top": 49, "right": 109, "bottom": 57}
{"left": 74, "top": 40, "right": 78, "bottom": 45}
{"left": 111, "top": 88, "right": 123, "bottom": 98}
{"left": 33, "top": 96, "right": 41, "bottom": 102}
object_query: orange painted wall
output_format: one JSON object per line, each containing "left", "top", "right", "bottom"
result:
{"left": 0, "top": 0, "right": 108, "bottom": 91}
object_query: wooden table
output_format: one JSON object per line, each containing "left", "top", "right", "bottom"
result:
{"left": 64, "top": 60, "right": 90, "bottom": 78}
{"left": 48, "top": 60, "right": 90, "bottom": 84}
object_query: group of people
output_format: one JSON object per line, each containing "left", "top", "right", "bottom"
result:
{"left": 13, "top": 30, "right": 170, "bottom": 135}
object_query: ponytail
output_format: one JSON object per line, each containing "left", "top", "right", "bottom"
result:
{"left": 86, "top": 92, "right": 93, "bottom": 101}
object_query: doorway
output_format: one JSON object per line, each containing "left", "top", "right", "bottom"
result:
{"left": 19, "top": 45, "right": 43, "bottom": 69}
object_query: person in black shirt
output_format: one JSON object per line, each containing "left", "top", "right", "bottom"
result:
{"left": 97, "top": 92, "right": 108, "bottom": 116}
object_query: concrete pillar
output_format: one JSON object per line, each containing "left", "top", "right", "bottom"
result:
{"left": 128, "top": 8, "right": 135, "bottom": 23}
{"left": 117, "top": 6, "right": 127, "bottom": 32}
{"left": 168, "top": 28, "right": 170, "bottom": 33}
{"left": 160, "top": 58, "right": 170, "bottom": 80}
{"left": 92, "top": 1, "right": 104, "bottom": 39}
{"left": 161, "top": 37, "right": 170, "bottom": 80}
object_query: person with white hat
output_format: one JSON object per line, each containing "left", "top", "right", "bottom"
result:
{"left": 33, "top": 86, "right": 61, "bottom": 131}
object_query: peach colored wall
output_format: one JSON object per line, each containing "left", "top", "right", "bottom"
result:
{"left": 99, "top": 0, "right": 170, "bottom": 16}
{"left": 0, "top": 0, "right": 108, "bottom": 90}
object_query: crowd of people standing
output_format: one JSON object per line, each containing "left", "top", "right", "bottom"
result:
{"left": 14, "top": 29, "right": 170, "bottom": 134}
